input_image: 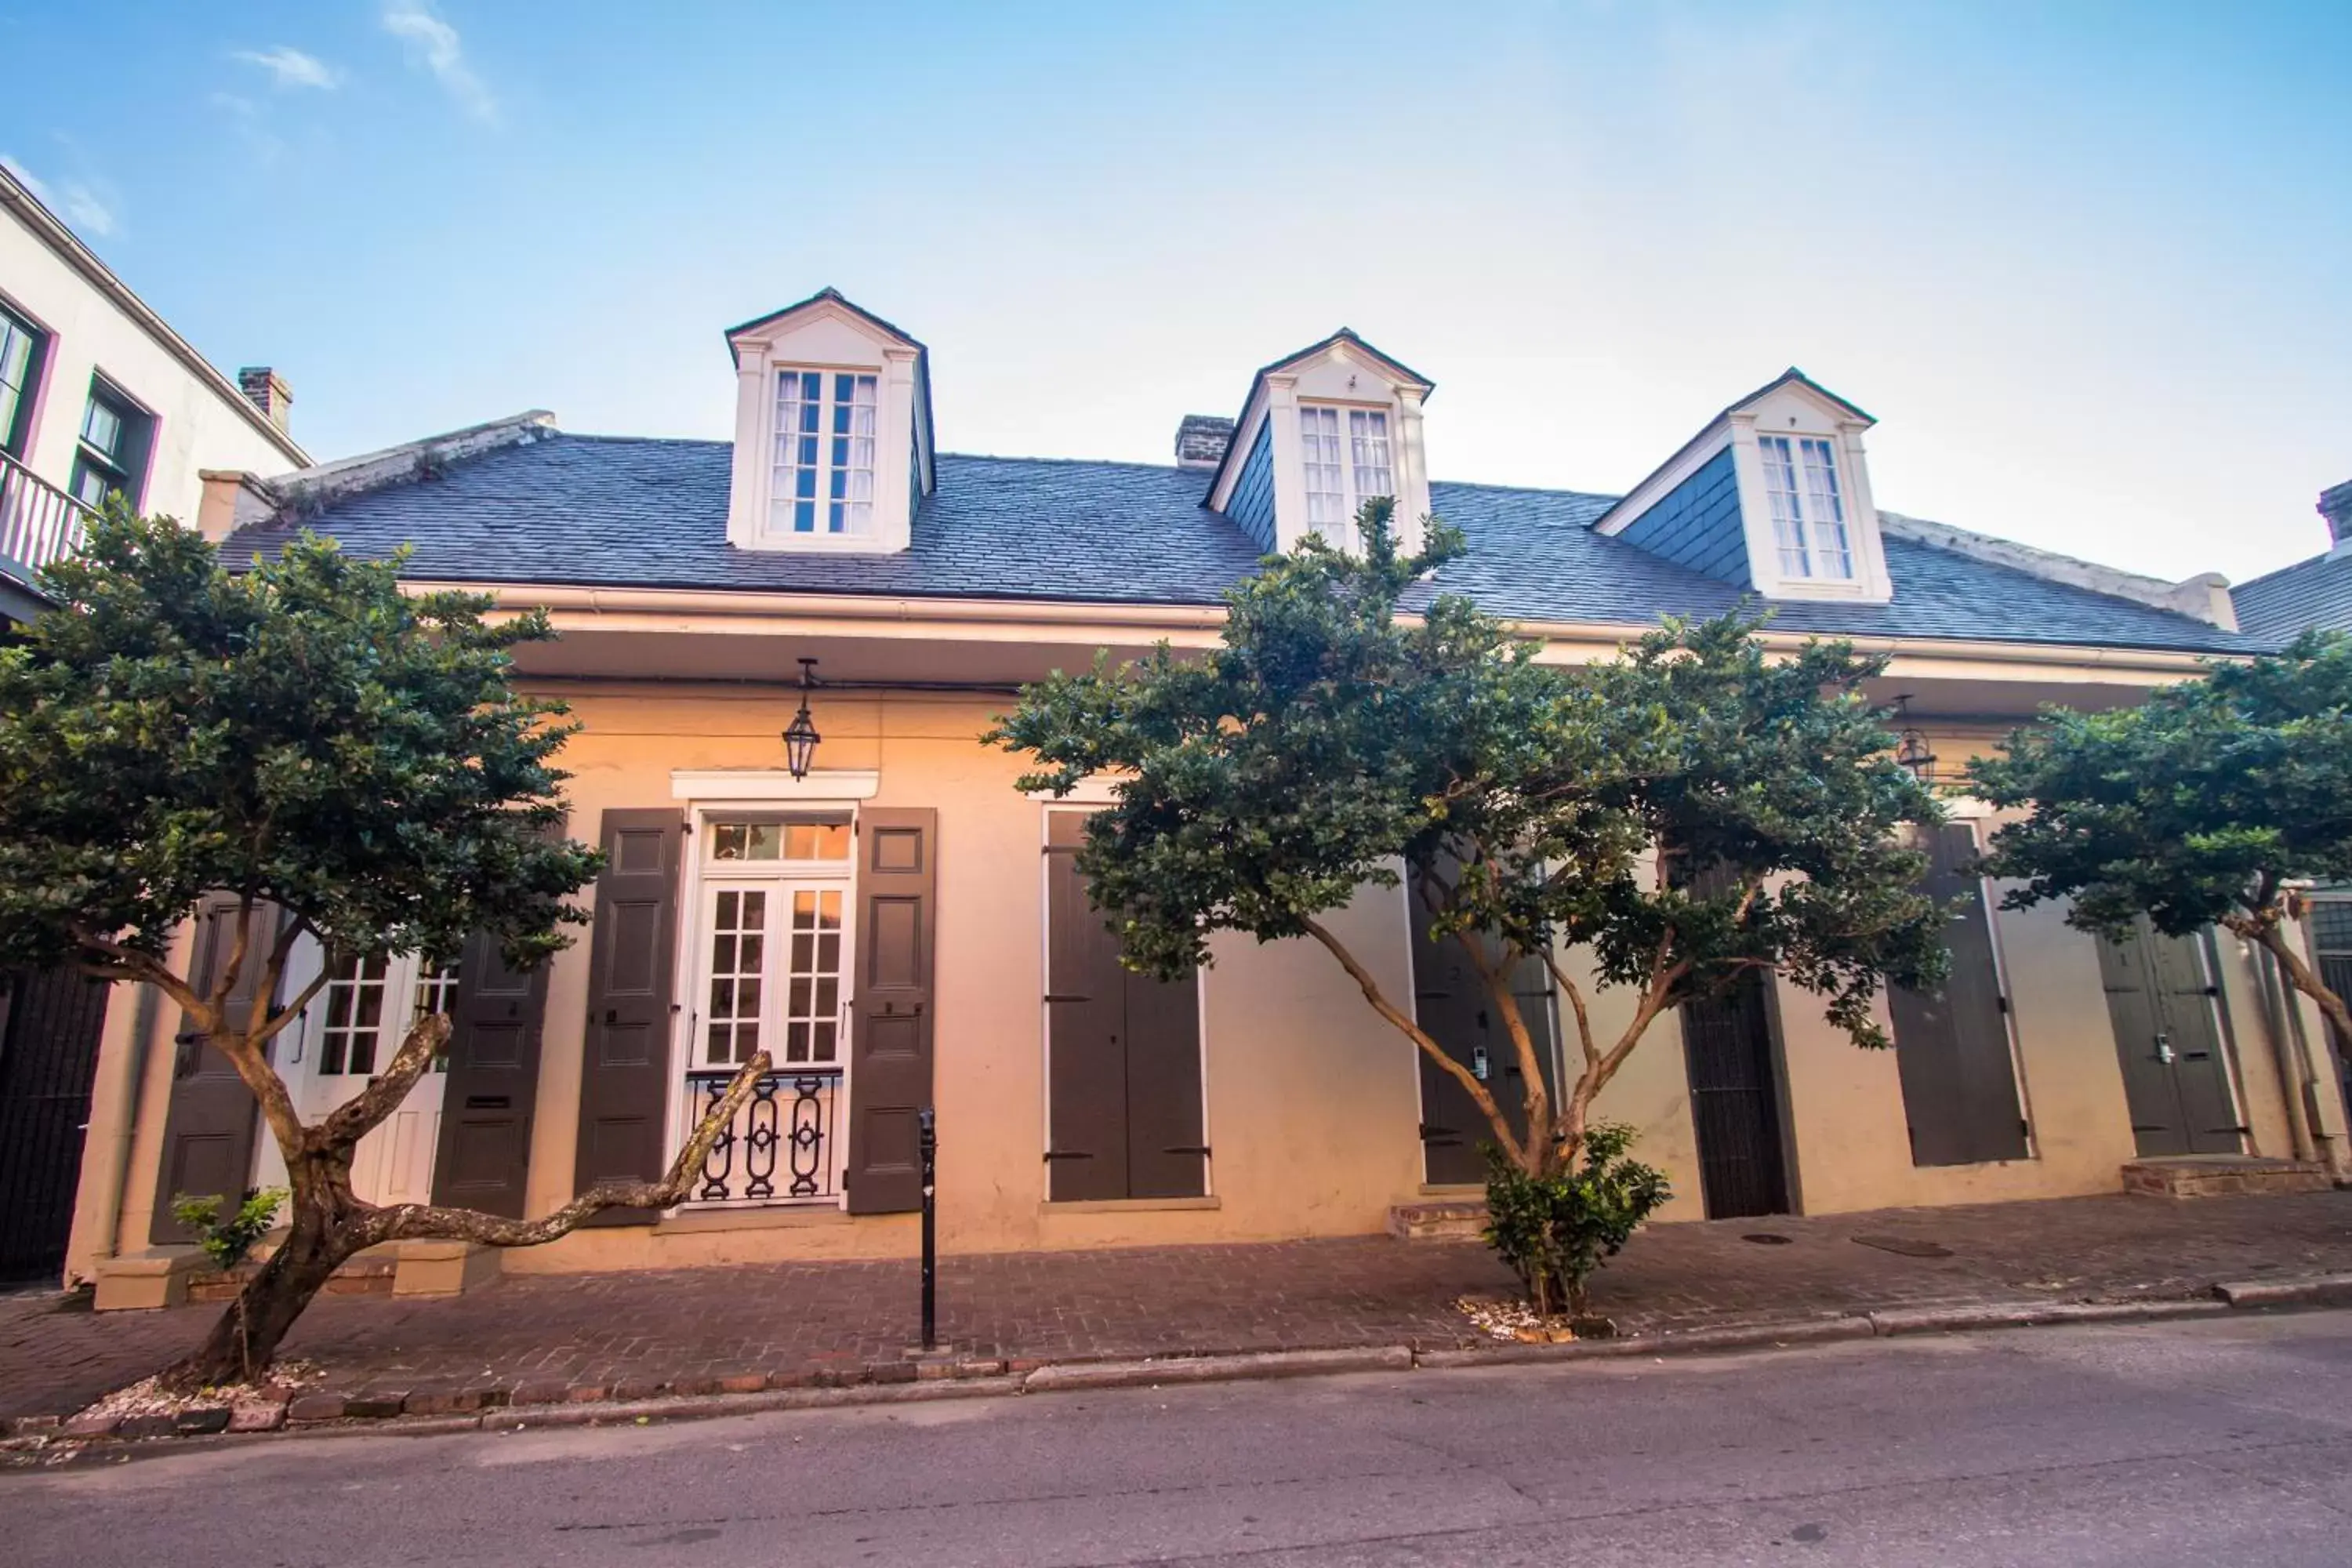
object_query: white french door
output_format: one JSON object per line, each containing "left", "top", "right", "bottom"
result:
{"left": 684, "top": 852, "right": 855, "bottom": 1204}
{"left": 274, "top": 949, "right": 456, "bottom": 1207}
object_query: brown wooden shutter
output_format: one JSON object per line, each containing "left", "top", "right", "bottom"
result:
{"left": 149, "top": 897, "right": 281, "bottom": 1244}
{"left": 572, "top": 808, "right": 684, "bottom": 1223}
{"left": 430, "top": 927, "right": 551, "bottom": 1218}
{"left": 845, "top": 808, "right": 936, "bottom": 1214}
{"left": 1044, "top": 811, "right": 1206, "bottom": 1201}
{"left": 1889, "top": 822, "right": 2029, "bottom": 1167}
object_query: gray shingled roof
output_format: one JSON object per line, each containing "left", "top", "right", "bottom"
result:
{"left": 222, "top": 433, "right": 2252, "bottom": 655}
{"left": 2232, "top": 550, "right": 2352, "bottom": 644}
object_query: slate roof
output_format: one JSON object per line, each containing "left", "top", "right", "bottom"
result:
{"left": 222, "top": 432, "right": 2253, "bottom": 655}
{"left": 2232, "top": 550, "right": 2352, "bottom": 644}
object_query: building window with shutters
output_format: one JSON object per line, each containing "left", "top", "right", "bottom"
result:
{"left": 677, "top": 815, "right": 856, "bottom": 1206}
{"left": 1042, "top": 808, "right": 1209, "bottom": 1203}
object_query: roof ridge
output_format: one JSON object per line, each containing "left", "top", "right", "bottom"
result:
{"left": 1879, "top": 510, "right": 2236, "bottom": 630}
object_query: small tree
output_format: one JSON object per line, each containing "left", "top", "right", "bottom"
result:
{"left": 0, "top": 506, "right": 768, "bottom": 1388}
{"left": 990, "top": 502, "right": 1945, "bottom": 1301}
{"left": 1971, "top": 630, "right": 2352, "bottom": 1049}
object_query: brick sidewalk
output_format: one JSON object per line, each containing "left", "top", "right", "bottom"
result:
{"left": 6, "top": 1190, "right": 2351, "bottom": 1422}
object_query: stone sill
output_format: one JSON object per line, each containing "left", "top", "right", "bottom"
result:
{"left": 1418, "top": 1183, "right": 1484, "bottom": 1198}
{"left": 654, "top": 1205, "right": 855, "bottom": 1236}
{"left": 1042, "top": 1196, "right": 1222, "bottom": 1214}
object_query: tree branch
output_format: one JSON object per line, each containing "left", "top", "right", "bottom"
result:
{"left": 369, "top": 1051, "right": 775, "bottom": 1247}
{"left": 2234, "top": 916, "right": 2352, "bottom": 1053}
{"left": 315, "top": 1012, "right": 451, "bottom": 1149}
{"left": 1457, "top": 929, "right": 1552, "bottom": 1154}
{"left": 1299, "top": 914, "right": 1526, "bottom": 1171}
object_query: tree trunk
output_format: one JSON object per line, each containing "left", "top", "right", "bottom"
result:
{"left": 159, "top": 1164, "right": 363, "bottom": 1392}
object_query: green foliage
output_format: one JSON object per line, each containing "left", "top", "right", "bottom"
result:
{"left": 1969, "top": 632, "right": 2352, "bottom": 941}
{"left": 1481, "top": 1124, "right": 1668, "bottom": 1318}
{"left": 0, "top": 502, "right": 600, "bottom": 976}
{"left": 171, "top": 1187, "right": 286, "bottom": 1273}
{"left": 989, "top": 496, "right": 1947, "bottom": 1081}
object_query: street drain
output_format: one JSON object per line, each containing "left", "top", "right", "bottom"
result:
{"left": 1741, "top": 1232, "right": 1795, "bottom": 1245}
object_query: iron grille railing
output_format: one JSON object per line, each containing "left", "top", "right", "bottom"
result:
{"left": 679, "top": 1065, "right": 844, "bottom": 1205}
{"left": 0, "top": 451, "right": 89, "bottom": 582}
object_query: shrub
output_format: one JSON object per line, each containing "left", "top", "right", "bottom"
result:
{"left": 1482, "top": 1123, "right": 1669, "bottom": 1319}
{"left": 171, "top": 1187, "right": 288, "bottom": 1274}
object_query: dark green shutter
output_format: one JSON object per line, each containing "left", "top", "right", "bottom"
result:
{"left": 431, "top": 927, "right": 551, "bottom": 1217}
{"left": 1890, "top": 822, "right": 2029, "bottom": 1166}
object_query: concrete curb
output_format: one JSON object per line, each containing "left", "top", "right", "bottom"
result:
{"left": 13, "top": 1275, "right": 2351, "bottom": 1458}
{"left": 2214, "top": 1272, "right": 2352, "bottom": 1308}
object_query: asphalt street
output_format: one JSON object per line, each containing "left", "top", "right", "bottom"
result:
{"left": 9, "top": 1312, "right": 2352, "bottom": 1566}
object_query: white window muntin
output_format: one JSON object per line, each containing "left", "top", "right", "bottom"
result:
{"left": 770, "top": 369, "right": 879, "bottom": 538}
{"left": 1757, "top": 434, "right": 1853, "bottom": 580}
{"left": 1298, "top": 402, "right": 1393, "bottom": 546}
{"left": 313, "top": 950, "right": 459, "bottom": 1077}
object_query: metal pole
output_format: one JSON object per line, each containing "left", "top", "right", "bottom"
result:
{"left": 918, "top": 1105, "right": 937, "bottom": 1351}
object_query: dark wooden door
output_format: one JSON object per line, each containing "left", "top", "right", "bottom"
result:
{"left": 151, "top": 898, "right": 281, "bottom": 1244}
{"left": 1409, "top": 909, "right": 1558, "bottom": 1185}
{"left": 2100, "top": 921, "right": 2241, "bottom": 1156}
{"left": 1044, "top": 813, "right": 1204, "bottom": 1200}
{"left": 1679, "top": 971, "right": 1790, "bottom": 1218}
{"left": 1888, "top": 823, "right": 2030, "bottom": 1167}
{"left": 432, "top": 929, "right": 550, "bottom": 1218}
{"left": 0, "top": 966, "right": 113, "bottom": 1281}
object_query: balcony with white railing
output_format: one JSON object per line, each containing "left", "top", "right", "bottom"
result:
{"left": 676, "top": 1065, "right": 844, "bottom": 1207}
{"left": 0, "top": 451, "right": 90, "bottom": 586}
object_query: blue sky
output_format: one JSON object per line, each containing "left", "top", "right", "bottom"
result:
{"left": 3, "top": 1, "right": 2346, "bottom": 583}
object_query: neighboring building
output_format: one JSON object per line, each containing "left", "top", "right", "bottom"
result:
{"left": 62, "top": 289, "right": 2351, "bottom": 1299}
{"left": 0, "top": 165, "right": 310, "bottom": 1285}
{"left": 2231, "top": 481, "right": 2352, "bottom": 644}
{"left": 0, "top": 162, "right": 307, "bottom": 619}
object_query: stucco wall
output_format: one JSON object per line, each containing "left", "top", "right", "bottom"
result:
{"left": 69, "top": 694, "right": 2352, "bottom": 1283}
{"left": 0, "top": 204, "right": 299, "bottom": 524}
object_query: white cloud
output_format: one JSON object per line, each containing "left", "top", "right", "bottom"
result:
{"left": 1, "top": 154, "right": 118, "bottom": 238}
{"left": 382, "top": 2, "right": 495, "bottom": 123}
{"left": 231, "top": 45, "right": 341, "bottom": 91}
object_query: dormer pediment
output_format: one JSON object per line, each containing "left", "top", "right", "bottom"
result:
{"left": 724, "top": 288, "right": 934, "bottom": 555}
{"left": 1205, "top": 329, "right": 1436, "bottom": 556}
{"left": 1594, "top": 368, "right": 1893, "bottom": 605}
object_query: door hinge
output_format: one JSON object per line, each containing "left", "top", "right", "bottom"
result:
{"left": 1043, "top": 1150, "right": 1092, "bottom": 1161}
{"left": 1163, "top": 1145, "right": 1211, "bottom": 1156}
{"left": 1995, "top": 994, "right": 2010, "bottom": 1014}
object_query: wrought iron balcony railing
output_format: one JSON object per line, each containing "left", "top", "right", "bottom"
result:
{"left": 0, "top": 450, "right": 89, "bottom": 582}
{"left": 679, "top": 1065, "right": 844, "bottom": 1206}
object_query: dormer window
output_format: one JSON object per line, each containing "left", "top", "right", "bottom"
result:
{"left": 1203, "top": 331, "right": 1432, "bottom": 557}
{"left": 724, "top": 289, "right": 935, "bottom": 556}
{"left": 1758, "top": 434, "right": 1852, "bottom": 579}
{"left": 771, "top": 370, "right": 879, "bottom": 537}
{"left": 1299, "top": 405, "right": 1394, "bottom": 543}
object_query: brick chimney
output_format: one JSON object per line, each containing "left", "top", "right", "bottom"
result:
{"left": 2321, "top": 479, "right": 2352, "bottom": 549}
{"left": 238, "top": 366, "right": 292, "bottom": 434}
{"left": 1174, "top": 413, "right": 1234, "bottom": 470}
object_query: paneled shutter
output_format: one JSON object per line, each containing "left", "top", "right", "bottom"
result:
{"left": 1044, "top": 811, "right": 1206, "bottom": 1201}
{"left": 845, "top": 808, "right": 936, "bottom": 1214}
{"left": 431, "top": 926, "right": 552, "bottom": 1217}
{"left": 1045, "top": 815, "right": 1127, "bottom": 1200}
{"left": 1889, "top": 822, "right": 2029, "bottom": 1167}
{"left": 572, "top": 808, "right": 684, "bottom": 1223}
{"left": 149, "top": 897, "right": 281, "bottom": 1245}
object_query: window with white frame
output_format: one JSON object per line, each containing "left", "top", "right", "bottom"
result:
{"left": 1298, "top": 405, "right": 1392, "bottom": 544}
{"left": 694, "top": 818, "right": 854, "bottom": 1071}
{"left": 316, "top": 952, "right": 458, "bottom": 1076}
{"left": 1757, "top": 434, "right": 1853, "bottom": 580}
{"left": 770, "top": 370, "right": 879, "bottom": 537}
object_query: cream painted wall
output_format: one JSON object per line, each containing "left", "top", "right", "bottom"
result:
{"left": 0, "top": 206, "right": 299, "bottom": 523}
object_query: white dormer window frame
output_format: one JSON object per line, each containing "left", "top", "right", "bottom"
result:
{"left": 769, "top": 368, "right": 880, "bottom": 539}
{"left": 1756, "top": 432, "right": 1853, "bottom": 580}
{"left": 1298, "top": 402, "right": 1395, "bottom": 548}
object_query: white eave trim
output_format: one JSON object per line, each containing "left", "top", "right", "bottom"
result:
{"left": 671, "top": 768, "right": 880, "bottom": 801}
{"left": 1590, "top": 422, "right": 1733, "bottom": 536}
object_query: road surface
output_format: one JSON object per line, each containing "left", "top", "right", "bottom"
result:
{"left": 9, "top": 1311, "right": 2352, "bottom": 1566}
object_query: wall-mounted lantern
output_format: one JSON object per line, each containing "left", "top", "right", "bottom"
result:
{"left": 1891, "top": 694, "right": 1937, "bottom": 786}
